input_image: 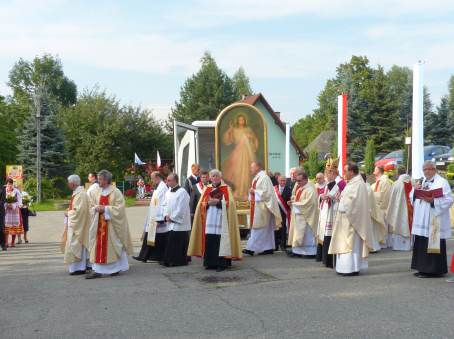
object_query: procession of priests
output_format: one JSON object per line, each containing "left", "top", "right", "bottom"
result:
{"left": 62, "top": 157, "right": 453, "bottom": 280}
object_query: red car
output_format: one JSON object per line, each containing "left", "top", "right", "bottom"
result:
{"left": 375, "top": 150, "right": 403, "bottom": 171}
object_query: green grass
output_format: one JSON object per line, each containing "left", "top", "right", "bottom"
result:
{"left": 31, "top": 196, "right": 138, "bottom": 212}
{"left": 125, "top": 197, "right": 137, "bottom": 207}
{"left": 32, "top": 200, "right": 68, "bottom": 212}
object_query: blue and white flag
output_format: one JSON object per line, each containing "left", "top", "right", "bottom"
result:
{"left": 134, "top": 152, "right": 146, "bottom": 165}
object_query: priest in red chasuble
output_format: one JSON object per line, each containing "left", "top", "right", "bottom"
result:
{"left": 86, "top": 170, "right": 133, "bottom": 279}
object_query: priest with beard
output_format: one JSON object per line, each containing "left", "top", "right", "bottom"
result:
{"left": 411, "top": 161, "right": 453, "bottom": 278}
{"left": 86, "top": 170, "right": 134, "bottom": 279}
{"left": 329, "top": 162, "right": 374, "bottom": 276}
{"left": 188, "top": 169, "right": 242, "bottom": 271}
{"left": 63, "top": 175, "right": 91, "bottom": 275}
{"left": 243, "top": 162, "right": 282, "bottom": 256}
{"left": 316, "top": 158, "right": 346, "bottom": 267}
{"left": 371, "top": 166, "right": 393, "bottom": 248}
{"left": 161, "top": 173, "right": 191, "bottom": 267}
{"left": 387, "top": 166, "right": 414, "bottom": 251}
{"left": 133, "top": 171, "right": 169, "bottom": 263}
{"left": 287, "top": 171, "right": 319, "bottom": 258}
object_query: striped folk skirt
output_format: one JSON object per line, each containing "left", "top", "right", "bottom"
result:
{"left": 5, "top": 207, "right": 24, "bottom": 235}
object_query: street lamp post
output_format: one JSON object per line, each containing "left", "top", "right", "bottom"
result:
{"left": 34, "top": 89, "right": 42, "bottom": 203}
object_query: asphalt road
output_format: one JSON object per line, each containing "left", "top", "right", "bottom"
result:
{"left": 1, "top": 206, "right": 454, "bottom": 339}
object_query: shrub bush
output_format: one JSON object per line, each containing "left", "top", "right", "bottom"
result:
{"left": 24, "top": 177, "right": 63, "bottom": 200}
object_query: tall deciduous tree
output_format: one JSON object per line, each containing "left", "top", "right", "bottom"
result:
{"left": 60, "top": 88, "right": 172, "bottom": 179}
{"left": 0, "top": 96, "right": 18, "bottom": 179}
{"left": 169, "top": 52, "right": 238, "bottom": 125}
{"left": 8, "top": 54, "right": 77, "bottom": 110}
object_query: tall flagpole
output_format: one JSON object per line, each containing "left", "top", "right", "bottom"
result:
{"left": 285, "top": 123, "right": 290, "bottom": 177}
{"left": 412, "top": 61, "right": 424, "bottom": 179}
{"left": 337, "top": 93, "right": 347, "bottom": 176}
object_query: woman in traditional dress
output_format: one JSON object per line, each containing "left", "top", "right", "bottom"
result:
{"left": 4, "top": 178, "right": 23, "bottom": 247}
{"left": 221, "top": 114, "right": 259, "bottom": 201}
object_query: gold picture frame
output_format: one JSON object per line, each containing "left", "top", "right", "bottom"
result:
{"left": 215, "top": 103, "right": 268, "bottom": 203}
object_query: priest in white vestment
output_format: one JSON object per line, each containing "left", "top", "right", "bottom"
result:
{"left": 316, "top": 158, "right": 346, "bottom": 267}
{"left": 243, "top": 162, "right": 282, "bottom": 256}
{"left": 371, "top": 166, "right": 393, "bottom": 247}
{"left": 86, "top": 170, "right": 133, "bottom": 279}
{"left": 161, "top": 173, "right": 191, "bottom": 267}
{"left": 363, "top": 175, "right": 386, "bottom": 252}
{"left": 387, "top": 167, "right": 414, "bottom": 251}
{"left": 63, "top": 175, "right": 91, "bottom": 275}
{"left": 411, "top": 161, "right": 453, "bottom": 278}
{"left": 133, "top": 171, "right": 169, "bottom": 262}
{"left": 329, "top": 163, "right": 374, "bottom": 276}
{"left": 287, "top": 172, "right": 319, "bottom": 258}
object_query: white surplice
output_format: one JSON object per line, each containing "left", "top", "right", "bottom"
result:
{"left": 163, "top": 187, "right": 191, "bottom": 232}
{"left": 144, "top": 181, "right": 169, "bottom": 234}
{"left": 246, "top": 171, "right": 278, "bottom": 253}
{"left": 411, "top": 174, "right": 453, "bottom": 240}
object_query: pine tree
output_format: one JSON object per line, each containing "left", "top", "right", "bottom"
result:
{"left": 17, "top": 85, "right": 68, "bottom": 178}
{"left": 423, "top": 88, "right": 437, "bottom": 144}
{"left": 364, "top": 139, "right": 376, "bottom": 175}
{"left": 232, "top": 67, "right": 253, "bottom": 97}
{"left": 433, "top": 96, "right": 454, "bottom": 146}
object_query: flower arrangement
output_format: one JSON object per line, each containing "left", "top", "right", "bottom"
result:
{"left": 22, "top": 192, "right": 32, "bottom": 206}
{"left": 5, "top": 193, "right": 17, "bottom": 204}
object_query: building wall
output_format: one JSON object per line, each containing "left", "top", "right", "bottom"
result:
{"left": 254, "top": 101, "right": 300, "bottom": 174}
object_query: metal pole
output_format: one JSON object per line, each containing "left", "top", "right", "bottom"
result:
{"left": 35, "top": 90, "right": 42, "bottom": 203}
{"left": 412, "top": 61, "right": 424, "bottom": 179}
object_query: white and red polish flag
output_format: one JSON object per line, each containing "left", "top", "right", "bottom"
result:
{"left": 156, "top": 151, "right": 161, "bottom": 168}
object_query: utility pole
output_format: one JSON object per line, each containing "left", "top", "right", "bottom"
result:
{"left": 33, "top": 87, "right": 42, "bottom": 203}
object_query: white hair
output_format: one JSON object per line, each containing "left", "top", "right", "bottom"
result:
{"left": 209, "top": 169, "right": 222, "bottom": 177}
{"left": 422, "top": 160, "right": 436, "bottom": 170}
{"left": 67, "top": 174, "right": 81, "bottom": 186}
{"left": 98, "top": 169, "right": 113, "bottom": 184}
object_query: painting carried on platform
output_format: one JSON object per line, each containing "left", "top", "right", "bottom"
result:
{"left": 216, "top": 103, "right": 267, "bottom": 202}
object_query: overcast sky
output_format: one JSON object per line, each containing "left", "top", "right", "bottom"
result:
{"left": 1, "top": 0, "right": 454, "bottom": 123}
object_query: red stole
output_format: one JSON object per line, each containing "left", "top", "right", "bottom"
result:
{"left": 199, "top": 185, "right": 229, "bottom": 256}
{"left": 95, "top": 195, "right": 110, "bottom": 264}
{"left": 295, "top": 185, "right": 303, "bottom": 201}
{"left": 403, "top": 181, "right": 413, "bottom": 232}
{"left": 274, "top": 185, "right": 290, "bottom": 224}
{"left": 69, "top": 194, "right": 75, "bottom": 210}
{"left": 249, "top": 178, "right": 258, "bottom": 228}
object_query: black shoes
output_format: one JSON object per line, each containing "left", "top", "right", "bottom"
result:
{"left": 132, "top": 256, "right": 146, "bottom": 263}
{"left": 258, "top": 249, "right": 274, "bottom": 255}
{"left": 85, "top": 272, "right": 103, "bottom": 279}
{"left": 242, "top": 249, "right": 254, "bottom": 256}
{"left": 69, "top": 270, "right": 86, "bottom": 276}
{"left": 338, "top": 272, "right": 359, "bottom": 277}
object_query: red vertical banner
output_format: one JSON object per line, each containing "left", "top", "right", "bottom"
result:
{"left": 337, "top": 93, "right": 348, "bottom": 176}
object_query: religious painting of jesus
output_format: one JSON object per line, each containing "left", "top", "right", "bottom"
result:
{"left": 216, "top": 103, "right": 267, "bottom": 202}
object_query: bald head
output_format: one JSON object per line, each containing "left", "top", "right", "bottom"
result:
{"left": 250, "top": 162, "right": 262, "bottom": 176}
